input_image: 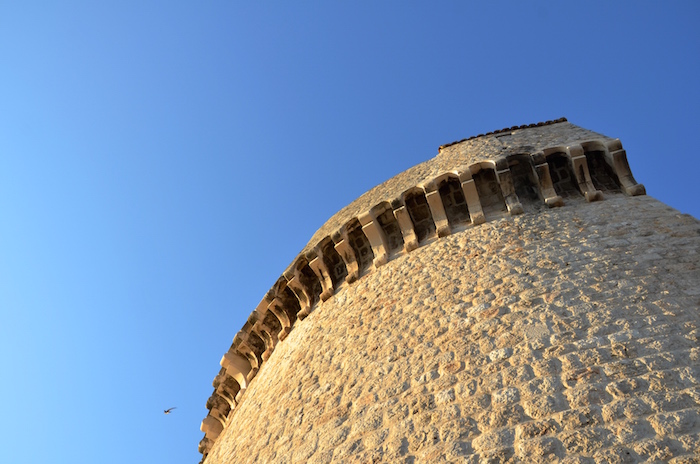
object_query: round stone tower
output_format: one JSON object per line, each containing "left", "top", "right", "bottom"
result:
{"left": 199, "top": 119, "right": 700, "bottom": 463}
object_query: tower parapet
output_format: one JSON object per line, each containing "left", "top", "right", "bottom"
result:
{"left": 199, "top": 119, "right": 654, "bottom": 460}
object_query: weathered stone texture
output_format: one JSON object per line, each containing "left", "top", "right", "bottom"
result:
{"left": 205, "top": 195, "right": 700, "bottom": 463}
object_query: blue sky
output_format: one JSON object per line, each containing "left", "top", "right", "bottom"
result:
{"left": 1, "top": 2, "right": 698, "bottom": 463}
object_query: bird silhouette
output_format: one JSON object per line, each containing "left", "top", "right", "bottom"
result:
{"left": 164, "top": 407, "right": 177, "bottom": 414}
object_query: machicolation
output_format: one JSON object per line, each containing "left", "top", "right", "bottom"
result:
{"left": 199, "top": 119, "right": 700, "bottom": 463}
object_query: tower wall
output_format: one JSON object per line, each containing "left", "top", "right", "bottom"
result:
{"left": 200, "top": 120, "right": 700, "bottom": 463}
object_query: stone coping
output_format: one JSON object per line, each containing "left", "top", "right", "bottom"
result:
{"left": 438, "top": 117, "right": 569, "bottom": 149}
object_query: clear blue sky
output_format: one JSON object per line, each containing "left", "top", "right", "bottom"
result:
{"left": 1, "top": 2, "right": 698, "bottom": 463}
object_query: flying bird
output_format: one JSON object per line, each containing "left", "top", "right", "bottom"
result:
{"left": 164, "top": 407, "right": 177, "bottom": 414}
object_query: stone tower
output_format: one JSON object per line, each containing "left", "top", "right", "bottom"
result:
{"left": 199, "top": 119, "right": 700, "bottom": 463}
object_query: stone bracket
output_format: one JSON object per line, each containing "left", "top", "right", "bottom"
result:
{"left": 606, "top": 139, "right": 646, "bottom": 196}
{"left": 495, "top": 160, "right": 524, "bottom": 215}
{"left": 232, "top": 329, "right": 262, "bottom": 369}
{"left": 253, "top": 297, "right": 285, "bottom": 345}
{"left": 255, "top": 322, "right": 278, "bottom": 362}
{"left": 569, "top": 145, "right": 603, "bottom": 202}
{"left": 332, "top": 230, "right": 360, "bottom": 284}
{"left": 532, "top": 152, "right": 564, "bottom": 208}
{"left": 307, "top": 248, "right": 334, "bottom": 301}
{"left": 199, "top": 436, "right": 212, "bottom": 456}
{"left": 424, "top": 182, "right": 451, "bottom": 237}
{"left": 267, "top": 297, "right": 292, "bottom": 341}
{"left": 392, "top": 201, "right": 419, "bottom": 252}
{"left": 459, "top": 170, "right": 486, "bottom": 224}
{"left": 212, "top": 369, "right": 239, "bottom": 410}
{"left": 358, "top": 211, "right": 390, "bottom": 268}
{"left": 206, "top": 394, "right": 230, "bottom": 428}
{"left": 216, "top": 384, "right": 237, "bottom": 409}
{"left": 283, "top": 267, "right": 312, "bottom": 320}
{"left": 220, "top": 349, "right": 252, "bottom": 391}
{"left": 201, "top": 415, "right": 224, "bottom": 440}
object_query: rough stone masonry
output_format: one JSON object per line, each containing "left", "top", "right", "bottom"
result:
{"left": 200, "top": 119, "right": 700, "bottom": 463}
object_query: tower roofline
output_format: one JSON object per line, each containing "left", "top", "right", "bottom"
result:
{"left": 303, "top": 118, "right": 611, "bottom": 254}
{"left": 438, "top": 117, "right": 569, "bottom": 149}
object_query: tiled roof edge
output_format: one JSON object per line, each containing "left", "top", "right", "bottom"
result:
{"left": 439, "top": 117, "right": 568, "bottom": 150}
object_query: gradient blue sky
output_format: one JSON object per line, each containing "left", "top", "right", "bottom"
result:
{"left": 1, "top": 2, "right": 698, "bottom": 463}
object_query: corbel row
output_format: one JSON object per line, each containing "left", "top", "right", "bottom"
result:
{"left": 199, "top": 137, "right": 645, "bottom": 460}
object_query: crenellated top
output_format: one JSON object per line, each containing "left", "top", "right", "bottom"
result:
{"left": 198, "top": 120, "right": 646, "bottom": 461}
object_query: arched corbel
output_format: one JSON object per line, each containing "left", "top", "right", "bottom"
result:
{"left": 358, "top": 209, "right": 390, "bottom": 268}
{"left": 605, "top": 139, "right": 646, "bottom": 196}
{"left": 201, "top": 415, "right": 224, "bottom": 440}
{"left": 213, "top": 370, "right": 240, "bottom": 409}
{"left": 254, "top": 324, "right": 278, "bottom": 362}
{"left": 458, "top": 169, "right": 486, "bottom": 224}
{"left": 252, "top": 308, "right": 281, "bottom": 361}
{"left": 235, "top": 329, "right": 265, "bottom": 377}
{"left": 283, "top": 259, "right": 314, "bottom": 319}
{"left": 220, "top": 348, "right": 252, "bottom": 394}
{"left": 401, "top": 187, "right": 436, "bottom": 243}
{"left": 423, "top": 180, "right": 451, "bottom": 237}
{"left": 254, "top": 294, "right": 286, "bottom": 343}
{"left": 265, "top": 279, "right": 299, "bottom": 339}
{"left": 332, "top": 227, "right": 360, "bottom": 283}
{"left": 391, "top": 198, "right": 419, "bottom": 252}
{"left": 198, "top": 436, "right": 213, "bottom": 456}
{"left": 238, "top": 347, "right": 260, "bottom": 384}
{"left": 531, "top": 152, "right": 564, "bottom": 207}
{"left": 372, "top": 202, "right": 404, "bottom": 254}
{"left": 306, "top": 247, "right": 334, "bottom": 301}
{"left": 343, "top": 221, "right": 375, "bottom": 273}
{"left": 216, "top": 386, "right": 236, "bottom": 410}
{"left": 567, "top": 144, "right": 603, "bottom": 201}
{"left": 469, "top": 162, "right": 509, "bottom": 217}
{"left": 216, "top": 388, "right": 236, "bottom": 411}
{"left": 317, "top": 236, "right": 348, "bottom": 289}
{"left": 206, "top": 393, "right": 231, "bottom": 428}
{"left": 434, "top": 173, "right": 471, "bottom": 227}
{"left": 580, "top": 140, "right": 621, "bottom": 192}
{"left": 266, "top": 296, "right": 292, "bottom": 340}
{"left": 494, "top": 159, "right": 524, "bottom": 215}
